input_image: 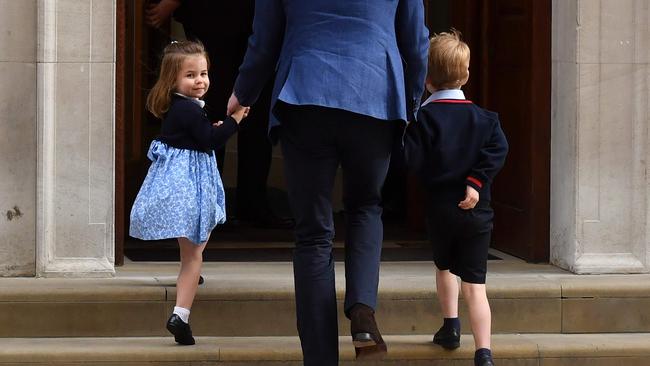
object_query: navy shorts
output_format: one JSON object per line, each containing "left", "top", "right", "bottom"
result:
{"left": 425, "top": 201, "right": 494, "bottom": 284}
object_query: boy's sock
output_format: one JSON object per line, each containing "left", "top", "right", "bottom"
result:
{"left": 474, "top": 348, "right": 492, "bottom": 365}
{"left": 173, "top": 306, "right": 190, "bottom": 324}
{"left": 443, "top": 317, "right": 461, "bottom": 331}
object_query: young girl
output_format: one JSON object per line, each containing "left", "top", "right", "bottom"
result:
{"left": 130, "top": 41, "right": 249, "bottom": 345}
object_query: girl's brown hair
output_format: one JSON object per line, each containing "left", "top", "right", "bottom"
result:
{"left": 146, "top": 40, "right": 210, "bottom": 118}
{"left": 427, "top": 30, "right": 470, "bottom": 90}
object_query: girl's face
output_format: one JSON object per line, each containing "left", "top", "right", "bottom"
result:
{"left": 175, "top": 55, "right": 209, "bottom": 99}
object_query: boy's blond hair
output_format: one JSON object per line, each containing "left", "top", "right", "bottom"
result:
{"left": 427, "top": 30, "right": 470, "bottom": 90}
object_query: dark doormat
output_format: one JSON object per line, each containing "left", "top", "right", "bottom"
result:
{"left": 124, "top": 239, "right": 502, "bottom": 262}
{"left": 124, "top": 190, "right": 501, "bottom": 262}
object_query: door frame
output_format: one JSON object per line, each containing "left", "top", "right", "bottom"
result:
{"left": 115, "top": 0, "right": 126, "bottom": 266}
{"left": 430, "top": 0, "right": 551, "bottom": 262}
{"left": 115, "top": 1, "right": 552, "bottom": 264}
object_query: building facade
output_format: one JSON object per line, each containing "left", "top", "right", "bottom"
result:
{"left": 0, "top": 0, "right": 648, "bottom": 277}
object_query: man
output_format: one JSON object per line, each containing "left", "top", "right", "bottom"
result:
{"left": 228, "top": 1, "right": 428, "bottom": 365}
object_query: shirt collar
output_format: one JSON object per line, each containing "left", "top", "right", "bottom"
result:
{"left": 422, "top": 89, "right": 466, "bottom": 106}
{"left": 174, "top": 93, "right": 205, "bottom": 108}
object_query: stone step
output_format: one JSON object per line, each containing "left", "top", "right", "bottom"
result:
{"left": 1, "top": 333, "right": 649, "bottom": 365}
{"left": 0, "top": 262, "right": 649, "bottom": 337}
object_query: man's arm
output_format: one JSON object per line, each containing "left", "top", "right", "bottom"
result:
{"left": 395, "top": 0, "right": 429, "bottom": 121}
{"left": 231, "top": 0, "right": 285, "bottom": 109}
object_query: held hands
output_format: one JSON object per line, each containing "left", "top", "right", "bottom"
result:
{"left": 458, "top": 185, "right": 479, "bottom": 210}
{"left": 212, "top": 106, "right": 249, "bottom": 127}
{"left": 227, "top": 92, "right": 242, "bottom": 116}
{"left": 227, "top": 93, "right": 250, "bottom": 124}
{"left": 212, "top": 93, "right": 249, "bottom": 126}
{"left": 145, "top": 0, "right": 181, "bottom": 29}
{"left": 230, "top": 106, "right": 250, "bottom": 124}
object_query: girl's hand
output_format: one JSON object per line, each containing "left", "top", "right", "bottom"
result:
{"left": 230, "top": 106, "right": 250, "bottom": 124}
{"left": 458, "top": 185, "right": 479, "bottom": 210}
{"left": 212, "top": 121, "right": 223, "bottom": 127}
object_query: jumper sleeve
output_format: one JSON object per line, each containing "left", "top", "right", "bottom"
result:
{"left": 181, "top": 102, "right": 239, "bottom": 150}
{"left": 233, "top": 0, "right": 285, "bottom": 106}
{"left": 466, "top": 117, "right": 509, "bottom": 192}
{"left": 395, "top": 0, "right": 429, "bottom": 122}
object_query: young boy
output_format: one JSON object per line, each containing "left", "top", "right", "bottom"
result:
{"left": 404, "top": 30, "right": 508, "bottom": 366}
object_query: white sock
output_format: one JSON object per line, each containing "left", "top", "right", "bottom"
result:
{"left": 173, "top": 306, "right": 190, "bottom": 323}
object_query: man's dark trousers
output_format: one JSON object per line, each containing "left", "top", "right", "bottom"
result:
{"left": 278, "top": 104, "right": 396, "bottom": 366}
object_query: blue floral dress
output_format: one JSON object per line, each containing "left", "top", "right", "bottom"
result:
{"left": 129, "top": 140, "right": 226, "bottom": 244}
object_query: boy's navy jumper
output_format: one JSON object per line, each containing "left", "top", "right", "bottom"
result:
{"left": 404, "top": 89, "right": 508, "bottom": 284}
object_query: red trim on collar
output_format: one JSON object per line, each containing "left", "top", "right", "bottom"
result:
{"left": 431, "top": 99, "right": 473, "bottom": 104}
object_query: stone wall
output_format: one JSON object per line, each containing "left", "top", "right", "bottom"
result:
{"left": 36, "top": 0, "right": 115, "bottom": 277}
{"left": 551, "top": 0, "right": 650, "bottom": 273}
{"left": 3, "top": 0, "right": 650, "bottom": 276}
{"left": 0, "top": 0, "right": 38, "bottom": 276}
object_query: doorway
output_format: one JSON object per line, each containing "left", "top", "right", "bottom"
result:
{"left": 436, "top": 0, "right": 552, "bottom": 262}
{"left": 115, "top": 0, "right": 551, "bottom": 264}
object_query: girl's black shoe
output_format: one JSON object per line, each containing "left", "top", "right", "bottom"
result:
{"left": 166, "top": 314, "right": 195, "bottom": 345}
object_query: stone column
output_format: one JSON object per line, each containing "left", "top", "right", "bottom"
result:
{"left": 0, "top": 0, "right": 38, "bottom": 276}
{"left": 551, "top": 0, "right": 650, "bottom": 273}
{"left": 36, "top": 0, "right": 115, "bottom": 277}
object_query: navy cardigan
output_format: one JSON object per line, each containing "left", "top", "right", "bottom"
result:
{"left": 157, "top": 95, "right": 238, "bottom": 153}
{"left": 404, "top": 100, "right": 509, "bottom": 203}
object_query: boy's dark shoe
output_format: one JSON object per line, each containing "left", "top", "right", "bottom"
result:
{"left": 475, "top": 348, "right": 494, "bottom": 366}
{"left": 475, "top": 354, "right": 495, "bottom": 366}
{"left": 166, "top": 314, "right": 195, "bottom": 345}
{"left": 433, "top": 325, "right": 461, "bottom": 350}
{"left": 349, "top": 303, "right": 387, "bottom": 359}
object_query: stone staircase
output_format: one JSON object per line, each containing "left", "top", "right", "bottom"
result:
{"left": 1, "top": 260, "right": 650, "bottom": 365}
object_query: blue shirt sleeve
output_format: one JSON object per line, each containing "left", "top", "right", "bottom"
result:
{"left": 395, "top": 0, "right": 430, "bottom": 121}
{"left": 233, "top": 0, "right": 286, "bottom": 106}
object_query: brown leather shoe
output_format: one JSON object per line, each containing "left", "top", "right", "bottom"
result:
{"left": 349, "top": 303, "right": 387, "bottom": 360}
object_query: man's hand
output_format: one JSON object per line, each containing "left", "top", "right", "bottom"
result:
{"left": 145, "top": 0, "right": 181, "bottom": 29}
{"left": 458, "top": 185, "right": 479, "bottom": 210}
{"left": 227, "top": 92, "right": 244, "bottom": 116}
{"left": 230, "top": 106, "right": 250, "bottom": 124}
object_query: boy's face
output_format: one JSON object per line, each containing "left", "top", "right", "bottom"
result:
{"left": 175, "top": 55, "right": 209, "bottom": 99}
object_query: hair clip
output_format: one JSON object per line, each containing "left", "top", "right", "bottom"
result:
{"left": 170, "top": 40, "right": 179, "bottom": 44}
